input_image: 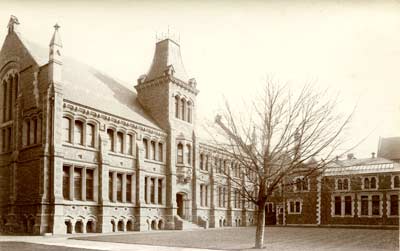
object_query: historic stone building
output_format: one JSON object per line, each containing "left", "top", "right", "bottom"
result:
{"left": 0, "top": 17, "right": 398, "bottom": 235}
{"left": 0, "top": 16, "right": 257, "bottom": 235}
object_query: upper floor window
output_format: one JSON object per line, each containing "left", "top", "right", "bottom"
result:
{"left": 107, "top": 129, "right": 114, "bottom": 152}
{"left": 187, "top": 101, "right": 192, "bottom": 123}
{"left": 63, "top": 117, "right": 71, "bottom": 143}
{"left": 2, "top": 74, "right": 19, "bottom": 123}
{"left": 336, "top": 178, "right": 350, "bottom": 191}
{"left": 151, "top": 141, "right": 156, "bottom": 160}
{"left": 143, "top": 138, "right": 148, "bottom": 158}
{"left": 175, "top": 96, "right": 179, "bottom": 119}
{"left": 181, "top": 99, "right": 186, "bottom": 121}
{"left": 200, "top": 154, "right": 204, "bottom": 170}
{"left": 363, "top": 176, "right": 378, "bottom": 190}
{"left": 177, "top": 143, "right": 183, "bottom": 164}
{"left": 186, "top": 144, "right": 191, "bottom": 165}
{"left": 74, "top": 120, "right": 84, "bottom": 145}
{"left": 86, "top": 123, "right": 95, "bottom": 147}
{"left": 127, "top": 134, "right": 133, "bottom": 155}
{"left": 295, "top": 177, "right": 309, "bottom": 192}
{"left": 158, "top": 142, "right": 163, "bottom": 161}
{"left": 392, "top": 175, "right": 400, "bottom": 189}
{"left": 116, "top": 132, "right": 124, "bottom": 153}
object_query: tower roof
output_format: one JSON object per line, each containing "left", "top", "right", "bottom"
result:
{"left": 49, "top": 23, "right": 62, "bottom": 47}
{"left": 145, "top": 38, "right": 189, "bottom": 83}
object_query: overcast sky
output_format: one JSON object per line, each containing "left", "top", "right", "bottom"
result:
{"left": 1, "top": 0, "right": 399, "bottom": 157}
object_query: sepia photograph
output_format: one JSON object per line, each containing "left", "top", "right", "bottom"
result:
{"left": 0, "top": 1, "right": 399, "bottom": 251}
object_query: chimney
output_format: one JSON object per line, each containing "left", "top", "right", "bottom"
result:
{"left": 371, "top": 152, "right": 376, "bottom": 158}
{"left": 347, "top": 153, "right": 354, "bottom": 160}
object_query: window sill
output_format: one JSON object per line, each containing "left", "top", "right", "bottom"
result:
{"left": 358, "top": 215, "right": 382, "bottom": 218}
{"left": 21, "top": 143, "right": 41, "bottom": 150}
{"left": 62, "top": 143, "right": 98, "bottom": 152}
{"left": 388, "top": 215, "right": 399, "bottom": 218}
{"left": 109, "top": 152, "right": 136, "bottom": 159}
{"left": 332, "top": 215, "right": 354, "bottom": 218}
{"left": 62, "top": 200, "right": 99, "bottom": 206}
{"left": 288, "top": 212, "right": 302, "bottom": 215}
{"left": 144, "top": 159, "right": 165, "bottom": 165}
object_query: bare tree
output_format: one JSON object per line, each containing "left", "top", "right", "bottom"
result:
{"left": 211, "top": 80, "right": 353, "bottom": 249}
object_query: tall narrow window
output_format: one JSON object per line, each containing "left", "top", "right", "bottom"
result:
{"left": 394, "top": 176, "right": 400, "bottom": 188}
{"left": 372, "top": 195, "right": 380, "bottom": 215}
{"left": 7, "top": 77, "right": 12, "bottom": 120}
{"left": 186, "top": 144, "right": 191, "bottom": 165}
{"left": 143, "top": 139, "right": 148, "bottom": 159}
{"left": 158, "top": 179, "right": 162, "bottom": 204}
{"left": 126, "top": 175, "right": 132, "bottom": 202}
{"left": 74, "top": 121, "right": 83, "bottom": 145}
{"left": 32, "top": 117, "right": 38, "bottom": 144}
{"left": 108, "top": 172, "right": 113, "bottom": 201}
{"left": 158, "top": 142, "right": 163, "bottom": 161}
{"left": 74, "top": 168, "right": 82, "bottom": 200}
{"left": 144, "top": 177, "right": 148, "bottom": 204}
{"left": 337, "top": 179, "right": 343, "bottom": 190}
{"left": 86, "top": 169, "right": 94, "bottom": 201}
{"left": 2, "top": 80, "right": 6, "bottom": 122}
{"left": 181, "top": 98, "right": 185, "bottom": 121}
{"left": 63, "top": 117, "right": 71, "bottom": 143}
{"left": 296, "top": 178, "right": 302, "bottom": 191}
{"left": 200, "top": 154, "right": 204, "bottom": 170}
{"left": 334, "top": 196, "right": 341, "bottom": 215}
{"left": 200, "top": 185, "right": 204, "bottom": 206}
{"left": 205, "top": 155, "right": 209, "bottom": 171}
{"left": 343, "top": 179, "right": 349, "bottom": 190}
{"left": 151, "top": 141, "right": 156, "bottom": 160}
{"left": 370, "top": 177, "right": 377, "bottom": 189}
{"left": 364, "top": 178, "right": 370, "bottom": 189}
{"left": 205, "top": 185, "right": 208, "bottom": 206}
{"left": 390, "top": 195, "right": 398, "bottom": 216}
{"left": 150, "top": 178, "right": 155, "bottom": 204}
{"left": 187, "top": 101, "right": 192, "bottom": 123}
{"left": 63, "top": 166, "right": 70, "bottom": 200}
{"left": 107, "top": 129, "right": 114, "bottom": 152}
{"left": 175, "top": 96, "right": 179, "bottom": 119}
{"left": 87, "top": 123, "right": 95, "bottom": 147}
{"left": 116, "top": 173, "right": 122, "bottom": 202}
{"left": 127, "top": 134, "right": 133, "bottom": 155}
{"left": 7, "top": 127, "right": 12, "bottom": 151}
{"left": 344, "top": 196, "right": 352, "bottom": 215}
{"left": 116, "top": 132, "right": 124, "bottom": 153}
{"left": 177, "top": 143, "right": 183, "bottom": 164}
{"left": 361, "top": 196, "right": 368, "bottom": 216}
{"left": 295, "top": 201, "right": 301, "bottom": 213}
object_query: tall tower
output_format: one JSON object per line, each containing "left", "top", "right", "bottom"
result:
{"left": 135, "top": 38, "right": 199, "bottom": 228}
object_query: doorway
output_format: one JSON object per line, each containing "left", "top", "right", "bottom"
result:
{"left": 176, "top": 193, "right": 184, "bottom": 218}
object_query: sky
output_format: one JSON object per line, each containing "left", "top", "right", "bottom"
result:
{"left": 0, "top": 0, "right": 399, "bottom": 157}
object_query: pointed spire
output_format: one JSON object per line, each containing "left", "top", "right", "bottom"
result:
{"left": 49, "top": 23, "right": 62, "bottom": 47}
{"left": 7, "top": 15, "right": 20, "bottom": 34}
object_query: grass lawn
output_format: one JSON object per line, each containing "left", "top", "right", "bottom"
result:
{"left": 75, "top": 226, "right": 399, "bottom": 251}
{"left": 0, "top": 242, "right": 95, "bottom": 251}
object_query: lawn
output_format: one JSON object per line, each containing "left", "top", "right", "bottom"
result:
{"left": 75, "top": 226, "right": 399, "bottom": 251}
{"left": 0, "top": 242, "right": 94, "bottom": 251}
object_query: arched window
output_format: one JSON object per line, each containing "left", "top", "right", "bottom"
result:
{"left": 151, "top": 141, "right": 156, "bottom": 160}
{"left": 181, "top": 98, "right": 185, "bottom": 121}
{"left": 143, "top": 138, "right": 148, "bottom": 159}
{"left": 175, "top": 96, "right": 179, "bottom": 119}
{"left": 343, "top": 179, "right": 349, "bottom": 190}
{"left": 394, "top": 176, "right": 400, "bottom": 188}
{"left": 364, "top": 178, "right": 370, "bottom": 189}
{"left": 116, "top": 132, "right": 124, "bottom": 153}
{"left": 127, "top": 134, "right": 133, "bottom": 155}
{"left": 62, "top": 117, "right": 71, "bottom": 143}
{"left": 200, "top": 154, "right": 204, "bottom": 170}
{"left": 337, "top": 179, "right": 343, "bottom": 190}
{"left": 187, "top": 101, "right": 192, "bottom": 123}
{"left": 177, "top": 143, "right": 183, "bottom": 164}
{"left": 296, "top": 178, "right": 302, "bottom": 191}
{"left": 32, "top": 117, "right": 38, "bottom": 144}
{"left": 107, "top": 129, "right": 114, "bottom": 152}
{"left": 2, "top": 80, "right": 6, "bottom": 122}
{"left": 370, "top": 177, "right": 377, "bottom": 189}
{"left": 23, "top": 119, "right": 29, "bottom": 146}
{"left": 158, "top": 142, "right": 163, "bottom": 161}
{"left": 86, "top": 123, "right": 95, "bottom": 147}
{"left": 74, "top": 120, "right": 83, "bottom": 145}
{"left": 302, "top": 178, "right": 308, "bottom": 191}
{"left": 186, "top": 144, "right": 191, "bottom": 165}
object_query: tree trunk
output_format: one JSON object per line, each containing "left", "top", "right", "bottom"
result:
{"left": 255, "top": 203, "right": 266, "bottom": 249}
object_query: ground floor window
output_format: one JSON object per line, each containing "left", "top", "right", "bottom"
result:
{"left": 358, "top": 194, "right": 382, "bottom": 217}
{"left": 360, "top": 196, "right": 368, "bottom": 216}
{"left": 288, "top": 199, "right": 302, "bottom": 214}
{"left": 390, "top": 194, "right": 398, "bottom": 216}
{"left": 334, "top": 196, "right": 341, "bottom": 215}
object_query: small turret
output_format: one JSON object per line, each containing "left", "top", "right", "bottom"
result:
{"left": 48, "top": 24, "right": 63, "bottom": 84}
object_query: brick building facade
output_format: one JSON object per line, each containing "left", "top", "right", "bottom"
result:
{"left": 0, "top": 17, "right": 398, "bottom": 235}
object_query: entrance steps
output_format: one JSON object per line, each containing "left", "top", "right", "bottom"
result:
{"left": 174, "top": 216, "right": 204, "bottom": 230}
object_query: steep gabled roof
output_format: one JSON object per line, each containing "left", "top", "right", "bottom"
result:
{"left": 3, "top": 28, "right": 162, "bottom": 131}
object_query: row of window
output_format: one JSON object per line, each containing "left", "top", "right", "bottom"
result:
{"left": 334, "top": 176, "right": 400, "bottom": 191}
{"left": 108, "top": 171, "right": 134, "bottom": 203}
{"left": 199, "top": 184, "right": 209, "bottom": 207}
{"left": 294, "top": 177, "right": 309, "bottom": 192}
{"left": 144, "top": 176, "right": 164, "bottom": 204}
{"left": 177, "top": 143, "right": 191, "bottom": 165}
{"left": 143, "top": 138, "right": 163, "bottom": 161}
{"left": 174, "top": 96, "right": 192, "bottom": 123}
{"left": 63, "top": 165, "right": 95, "bottom": 201}
{"left": 199, "top": 153, "right": 242, "bottom": 178}
{"left": 333, "top": 194, "right": 398, "bottom": 217}
{"left": 22, "top": 117, "right": 41, "bottom": 147}
{"left": 1, "top": 74, "right": 18, "bottom": 122}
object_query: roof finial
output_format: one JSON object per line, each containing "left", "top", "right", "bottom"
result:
{"left": 7, "top": 15, "right": 19, "bottom": 34}
{"left": 49, "top": 23, "right": 62, "bottom": 47}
